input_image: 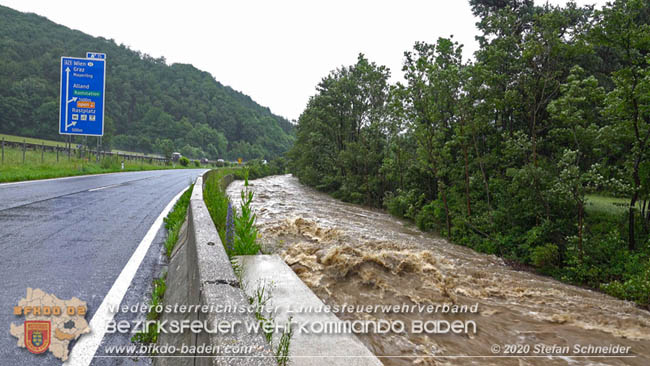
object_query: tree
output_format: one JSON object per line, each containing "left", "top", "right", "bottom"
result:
{"left": 398, "top": 37, "right": 466, "bottom": 236}
{"left": 548, "top": 66, "right": 606, "bottom": 257}
{"left": 593, "top": 0, "right": 650, "bottom": 250}
{"left": 0, "top": 5, "right": 294, "bottom": 159}
{"left": 289, "top": 54, "right": 390, "bottom": 205}
{"left": 157, "top": 138, "right": 174, "bottom": 159}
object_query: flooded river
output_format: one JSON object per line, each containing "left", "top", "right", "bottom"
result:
{"left": 227, "top": 175, "right": 650, "bottom": 365}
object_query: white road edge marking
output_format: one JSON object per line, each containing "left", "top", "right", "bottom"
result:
{"left": 0, "top": 169, "right": 207, "bottom": 187}
{"left": 0, "top": 172, "right": 125, "bottom": 187}
{"left": 65, "top": 179, "right": 195, "bottom": 366}
{"left": 88, "top": 183, "right": 122, "bottom": 192}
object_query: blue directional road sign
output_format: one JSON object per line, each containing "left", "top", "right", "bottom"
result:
{"left": 59, "top": 56, "right": 106, "bottom": 136}
{"left": 86, "top": 52, "right": 106, "bottom": 59}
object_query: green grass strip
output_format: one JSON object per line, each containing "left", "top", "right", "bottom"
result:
{"left": 132, "top": 183, "right": 194, "bottom": 344}
{"left": 0, "top": 146, "right": 188, "bottom": 183}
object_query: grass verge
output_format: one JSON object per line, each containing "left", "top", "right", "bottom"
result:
{"left": 163, "top": 183, "right": 195, "bottom": 257}
{"left": 132, "top": 182, "right": 194, "bottom": 344}
{"left": 203, "top": 168, "right": 240, "bottom": 245}
{"left": 206, "top": 171, "right": 292, "bottom": 364}
{"left": 204, "top": 168, "right": 262, "bottom": 256}
{"left": 0, "top": 146, "right": 182, "bottom": 183}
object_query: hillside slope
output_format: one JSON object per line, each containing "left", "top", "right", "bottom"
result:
{"left": 0, "top": 5, "right": 294, "bottom": 160}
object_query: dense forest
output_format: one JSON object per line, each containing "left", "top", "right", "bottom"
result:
{"left": 290, "top": 0, "right": 650, "bottom": 305}
{"left": 0, "top": 5, "right": 294, "bottom": 160}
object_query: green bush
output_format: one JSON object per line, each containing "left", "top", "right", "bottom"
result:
{"left": 193, "top": 160, "right": 200, "bottom": 167}
{"left": 601, "top": 259, "right": 650, "bottom": 306}
{"left": 384, "top": 192, "right": 409, "bottom": 218}
{"left": 415, "top": 201, "right": 445, "bottom": 232}
{"left": 179, "top": 157, "right": 189, "bottom": 166}
{"left": 100, "top": 155, "right": 120, "bottom": 169}
{"left": 531, "top": 243, "right": 559, "bottom": 269}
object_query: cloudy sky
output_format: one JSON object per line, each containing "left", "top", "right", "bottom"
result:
{"left": 1, "top": 0, "right": 609, "bottom": 121}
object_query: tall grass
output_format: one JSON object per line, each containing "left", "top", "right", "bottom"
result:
{"left": 232, "top": 171, "right": 261, "bottom": 255}
{"left": 163, "top": 183, "right": 194, "bottom": 257}
{"left": 133, "top": 182, "right": 194, "bottom": 345}
{"left": 203, "top": 168, "right": 261, "bottom": 256}
{"left": 203, "top": 169, "right": 237, "bottom": 239}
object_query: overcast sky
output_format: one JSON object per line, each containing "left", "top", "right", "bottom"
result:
{"left": 1, "top": 0, "right": 609, "bottom": 121}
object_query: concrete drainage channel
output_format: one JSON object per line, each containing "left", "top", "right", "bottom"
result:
{"left": 156, "top": 171, "right": 382, "bottom": 366}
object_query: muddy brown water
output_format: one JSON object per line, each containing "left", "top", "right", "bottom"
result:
{"left": 227, "top": 175, "right": 650, "bottom": 365}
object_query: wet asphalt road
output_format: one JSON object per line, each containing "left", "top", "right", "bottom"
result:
{"left": 0, "top": 169, "right": 206, "bottom": 365}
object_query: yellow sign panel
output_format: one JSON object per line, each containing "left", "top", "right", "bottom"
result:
{"left": 76, "top": 101, "right": 95, "bottom": 108}
{"left": 238, "top": 158, "right": 242, "bottom": 164}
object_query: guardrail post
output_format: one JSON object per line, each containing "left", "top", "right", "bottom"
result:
{"left": 22, "top": 139, "right": 25, "bottom": 164}
{"left": 57, "top": 145, "right": 59, "bottom": 162}
{"left": 41, "top": 141, "right": 44, "bottom": 163}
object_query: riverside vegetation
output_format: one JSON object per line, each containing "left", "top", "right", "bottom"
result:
{"left": 132, "top": 167, "right": 263, "bottom": 345}
{"left": 289, "top": 0, "right": 650, "bottom": 306}
{"left": 203, "top": 162, "right": 289, "bottom": 258}
{"left": 203, "top": 168, "right": 293, "bottom": 364}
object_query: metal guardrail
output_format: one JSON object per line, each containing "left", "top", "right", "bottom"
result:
{"left": 0, "top": 137, "right": 224, "bottom": 165}
{"left": 0, "top": 138, "right": 168, "bottom": 163}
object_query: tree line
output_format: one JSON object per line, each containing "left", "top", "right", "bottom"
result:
{"left": 289, "top": 0, "right": 650, "bottom": 305}
{"left": 0, "top": 5, "right": 295, "bottom": 160}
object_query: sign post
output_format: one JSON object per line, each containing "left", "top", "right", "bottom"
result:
{"left": 59, "top": 56, "right": 105, "bottom": 137}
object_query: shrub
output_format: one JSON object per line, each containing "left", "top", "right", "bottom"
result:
{"left": 179, "top": 157, "right": 189, "bottom": 167}
{"left": 100, "top": 155, "right": 120, "bottom": 169}
{"left": 415, "top": 200, "right": 445, "bottom": 232}
{"left": 601, "top": 259, "right": 650, "bottom": 306}
{"left": 384, "top": 191, "right": 409, "bottom": 218}
{"left": 531, "top": 243, "right": 559, "bottom": 269}
{"left": 193, "top": 160, "right": 200, "bottom": 167}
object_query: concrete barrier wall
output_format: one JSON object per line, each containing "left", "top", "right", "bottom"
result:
{"left": 219, "top": 174, "right": 235, "bottom": 191}
{"left": 155, "top": 174, "right": 274, "bottom": 366}
{"left": 157, "top": 172, "right": 381, "bottom": 366}
{"left": 237, "top": 255, "right": 383, "bottom": 366}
